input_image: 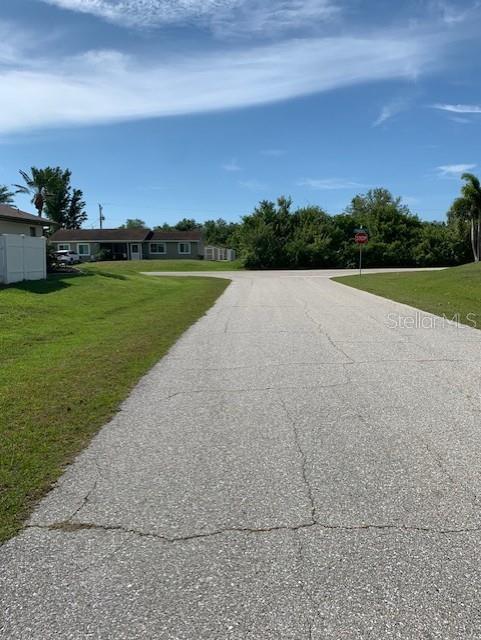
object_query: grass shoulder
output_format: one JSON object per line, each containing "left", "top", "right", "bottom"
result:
{"left": 79, "top": 259, "right": 244, "bottom": 275}
{"left": 0, "top": 267, "right": 229, "bottom": 542}
{"left": 332, "top": 263, "right": 481, "bottom": 328}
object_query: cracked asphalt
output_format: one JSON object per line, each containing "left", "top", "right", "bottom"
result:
{"left": 2, "top": 269, "right": 481, "bottom": 639}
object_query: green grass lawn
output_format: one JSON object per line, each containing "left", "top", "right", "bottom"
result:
{"left": 80, "top": 259, "right": 244, "bottom": 276}
{"left": 0, "top": 268, "right": 228, "bottom": 542}
{"left": 333, "top": 263, "right": 481, "bottom": 329}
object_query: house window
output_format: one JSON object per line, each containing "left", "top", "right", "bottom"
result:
{"left": 178, "top": 242, "right": 191, "bottom": 255}
{"left": 57, "top": 244, "right": 70, "bottom": 251}
{"left": 150, "top": 243, "right": 166, "bottom": 254}
{"left": 78, "top": 244, "right": 90, "bottom": 256}
{"left": 30, "top": 227, "right": 37, "bottom": 237}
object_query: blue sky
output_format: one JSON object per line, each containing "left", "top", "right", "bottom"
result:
{"left": 1, "top": 0, "right": 481, "bottom": 227}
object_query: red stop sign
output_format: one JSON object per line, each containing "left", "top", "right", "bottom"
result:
{"left": 355, "top": 232, "right": 369, "bottom": 244}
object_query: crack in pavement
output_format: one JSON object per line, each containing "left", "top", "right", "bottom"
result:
{"left": 292, "top": 290, "right": 356, "bottom": 364}
{"left": 67, "top": 480, "right": 98, "bottom": 521}
{"left": 163, "top": 380, "right": 350, "bottom": 400}
{"left": 162, "top": 357, "right": 465, "bottom": 374}
{"left": 276, "top": 392, "right": 317, "bottom": 524}
{"left": 26, "top": 521, "right": 481, "bottom": 544}
{"left": 416, "top": 432, "right": 481, "bottom": 505}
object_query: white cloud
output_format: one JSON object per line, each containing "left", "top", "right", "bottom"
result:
{"left": 41, "top": 0, "right": 340, "bottom": 33}
{"left": 437, "top": 163, "right": 477, "bottom": 177}
{"left": 298, "top": 178, "right": 368, "bottom": 190}
{"left": 40, "top": 0, "right": 239, "bottom": 28}
{"left": 373, "top": 98, "right": 409, "bottom": 127}
{"left": 222, "top": 158, "right": 242, "bottom": 171}
{"left": 433, "top": 103, "right": 481, "bottom": 113}
{"left": 0, "top": 20, "right": 58, "bottom": 64}
{"left": 0, "top": 28, "right": 442, "bottom": 134}
{"left": 432, "top": 0, "right": 480, "bottom": 25}
{"left": 212, "top": 0, "right": 340, "bottom": 37}
{"left": 239, "top": 179, "right": 267, "bottom": 190}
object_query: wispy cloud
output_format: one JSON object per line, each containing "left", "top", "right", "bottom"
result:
{"left": 433, "top": 103, "right": 481, "bottom": 113}
{"left": 432, "top": 0, "right": 481, "bottom": 25}
{"left": 437, "top": 163, "right": 477, "bottom": 177}
{"left": 239, "top": 179, "right": 267, "bottom": 190}
{"left": 402, "top": 196, "right": 420, "bottom": 206}
{"left": 41, "top": 0, "right": 239, "bottom": 28}
{"left": 222, "top": 158, "right": 242, "bottom": 172}
{"left": 42, "top": 0, "right": 341, "bottom": 34}
{"left": 0, "top": 25, "right": 444, "bottom": 135}
{"left": 450, "top": 116, "right": 471, "bottom": 124}
{"left": 373, "top": 98, "right": 409, "bottom": 127}
{"left": 212, "top": 0, "right": 341, "bottom": 38}
{"left": 298, "top": 178, "right": 368, "bottom": 190}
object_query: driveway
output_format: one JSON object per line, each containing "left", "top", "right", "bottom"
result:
{"left": 2, "top": 270, "right": 481, "bottom": 638}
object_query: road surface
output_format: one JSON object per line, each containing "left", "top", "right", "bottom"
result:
{"left": 2, "top": 270, "right": 481, "bottom": 639}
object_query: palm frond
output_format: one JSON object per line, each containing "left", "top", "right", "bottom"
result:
{"left": 12, "top": 184, "right": 30, "bottom": 194}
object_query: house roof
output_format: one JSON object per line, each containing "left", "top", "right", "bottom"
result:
{"left": 50, "top": 228, "right": 152, "bottom": 242}
{"left": 0, "top": 204, "right": 50, "bottom": 225}
{"left": 150, "top": 230, "right": 203, "bottom": 241}
{"left": 50, "top": 228, "right": 204, "bottom": 242}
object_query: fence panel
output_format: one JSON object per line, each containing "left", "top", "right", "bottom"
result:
{"left": 0, "top": 235, "right": 47, "bottom": 284}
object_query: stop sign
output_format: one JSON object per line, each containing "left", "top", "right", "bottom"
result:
{"left": 355, "top": 231, "right": 369, "bottom": 244}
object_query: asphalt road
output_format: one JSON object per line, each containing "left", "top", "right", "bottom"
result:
{"left": 2, "top": 270, "right": 481, "bottom": 639}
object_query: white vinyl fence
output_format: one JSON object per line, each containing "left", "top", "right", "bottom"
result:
{"left": 0, "top": 234, "right": 47, "bottom": 284}
{"left": 204, "top": 245, "right": 236, "bottom": 261}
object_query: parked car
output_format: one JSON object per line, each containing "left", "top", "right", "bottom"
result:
{"left": 55, "top": 250, "right": 81, "bottom": 265}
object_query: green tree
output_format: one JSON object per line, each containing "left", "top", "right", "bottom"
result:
{"left": 153, "top": 223, "right": 173, "bottom": 231}
{"left": 412, "top": 222, "right": 469, "bottom": 267}
{"left": 44, "top": 169, "right": 72, "bottom": 226}
{"left": 285, "top": 206, "right": 340, "bottom": 268}
{"left": 174, "top": 218, "right": 202, "bottom": 231}
{"left": 344, "top": 188, "right": 422, "bottom": 267}
{"left": 448, "top": 173, "right": 481, "bottom": 262}
{"left": 235, "top": 196, "right": 294, "bottom": 269}
{"left": 14, "top": 166, "right": 86, "bottom": 229}
{"left": 0, "top": 185, "right": 15, "bottom": 205}
{"left": 203, "top": 218, "right": 239, "bottom": 247}
{"left": 64, "top": 189, "right": 87, "bottom": 230}
{"left": 120, "top": 219, "right": 147, "bottom": 229}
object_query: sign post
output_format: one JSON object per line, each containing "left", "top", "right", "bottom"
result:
{"left": 354, "top": 230, "right": 369, "bottom": 276}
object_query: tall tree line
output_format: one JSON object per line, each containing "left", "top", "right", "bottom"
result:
{"left": 3, "top": 168, "right": 480, "bottom": 267}
{"left": 233, "top": 189, "right": 471, "bottom": 269}
{"left": 142, "top": 186, "right": 475, "bottom": 268}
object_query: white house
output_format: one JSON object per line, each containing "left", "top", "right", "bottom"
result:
{"left": 0, "top": 204, "right": 50, "bottom": 236}
{"left": 0, "top": 205, "right": 50, "bottom": 284}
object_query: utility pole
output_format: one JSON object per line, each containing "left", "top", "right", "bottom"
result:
{"left": 98, "top": 204, "right": 105, "bottom": 229}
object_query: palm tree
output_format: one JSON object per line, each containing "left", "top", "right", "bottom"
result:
{"left": 13, "top": 167, "right": 59, "bottom": 216}
{"left": 0, "top": 185, "right": 15, "bottom": 205}
{"left": 449, "top": 173, "right": 481, "bottom": 262}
